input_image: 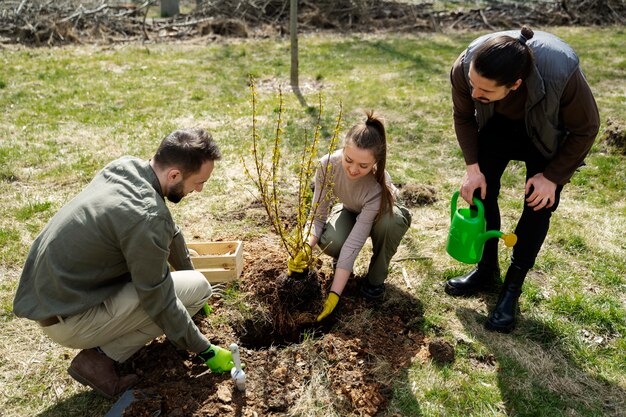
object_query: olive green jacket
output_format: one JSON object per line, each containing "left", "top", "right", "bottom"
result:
{"left": 13, "top": 157, "right": 209, "bottom": 353}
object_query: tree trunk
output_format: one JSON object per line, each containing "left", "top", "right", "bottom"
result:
{"left": 160, "top": 0, "right": 180, "bottom": 17}
{"left": 290, "top": 0, "right": 299, "bottom": 88}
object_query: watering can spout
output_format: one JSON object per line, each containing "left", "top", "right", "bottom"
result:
{"left": 476, "top": 230, "right": 503, "bottom": 246}
{"left": 501, "top": 232, "right": 517, "bottom": 247}
{"left": 477, "top": 230, "right": 518, "bottom": 247}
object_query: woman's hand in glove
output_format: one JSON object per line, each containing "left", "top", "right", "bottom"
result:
{"left": 316, "top": 291, "right": 340, "bottom": 321}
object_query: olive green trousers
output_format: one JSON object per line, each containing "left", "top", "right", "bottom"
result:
{"left": 319, "top": 203, "right": 412, "bottom": 285}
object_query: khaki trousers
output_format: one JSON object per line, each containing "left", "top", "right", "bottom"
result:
{"left": 42, "top": 270, "right": 211, "bottom": 362}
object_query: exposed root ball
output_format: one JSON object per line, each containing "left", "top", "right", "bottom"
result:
{"left": 235, "top": 269, "right": 325, "bottom": 348}
{"left": 276, "top": 270, "right": 323, "bottom": 312}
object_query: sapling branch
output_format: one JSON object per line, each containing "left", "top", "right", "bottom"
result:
{"left": 243, "top": 77, "right": 343, "bottom": 275}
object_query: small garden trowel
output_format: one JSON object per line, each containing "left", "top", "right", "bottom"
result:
{"left": 229, "top": 343, "right": 246, "bottom": 391}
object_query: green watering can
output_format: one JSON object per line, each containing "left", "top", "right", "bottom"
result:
{"left": 446, "top": 191, "right": 517, "bottom": 264}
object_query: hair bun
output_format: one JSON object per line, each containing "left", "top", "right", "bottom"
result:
{"left": 519, "top": 26, "right": 534, "bottom": 44}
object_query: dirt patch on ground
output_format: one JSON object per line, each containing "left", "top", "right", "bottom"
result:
{"left": 120, "top": 233, "right": 426, "bottom": 416}
{"left": 398, "top": 184, "right": 437, "bottom": 208}
{"left": 602, "top": 118, "right": 626, "bottom": 155}
{"left": 427, "top": 338, "right": 455, "bottom": 365}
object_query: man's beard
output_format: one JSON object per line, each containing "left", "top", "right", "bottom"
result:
{"left": 166, "top": 180, "right": 185, "bottom": 203}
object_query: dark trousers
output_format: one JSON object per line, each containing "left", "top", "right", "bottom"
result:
{"left": 477, "top": 115, "right": 564, "bottom": 271}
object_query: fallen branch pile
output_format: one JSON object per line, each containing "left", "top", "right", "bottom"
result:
{"left": 0, "top": 0, "right": 624, "bottom": 46}
{"left": 196, "top": 0, "right": 626, "bottom": 31}
{"left": 0, "top": 0, "right": 156, "bottom": 45}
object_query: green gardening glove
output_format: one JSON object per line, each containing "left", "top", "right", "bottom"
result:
{"left": 198, "top": 345, "right": 235, "bottom": 373}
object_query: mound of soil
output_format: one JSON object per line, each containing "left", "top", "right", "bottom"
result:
{"left": 602, "top": 118, "right": 626, "bottom": 155}
{"left": 427, "top": 339, "right": 455, "bottom": 365}
{"left": 121, "top": 234, "right": 425, "bottom": 416}
{"left": 399, "top": 184, "right": 437, "bottom": 208}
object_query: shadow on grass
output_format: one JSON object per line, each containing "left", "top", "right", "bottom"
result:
{"left": 36, "top": 390, "right": 112, "bottom": 417}
{"left": 362, "top": 38, "right": 458, "bottom": 72}
{"left": 456, "top": 307, "right": 626, "bottom": 417}
{"left": 291, "top": 84, "right": 308, "bottom": 108}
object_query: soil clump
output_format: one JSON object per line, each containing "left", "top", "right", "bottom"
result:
{"left": 399, "top": 184, "right": 437, "bottom": 208}
{"left": 602, "top": 118, "right": 626, "bottom": 155}
{"left": 428, "top": 339, "right": 456, "bottom": 365}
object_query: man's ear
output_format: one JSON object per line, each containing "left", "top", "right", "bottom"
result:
{"left": 166, "top": 168, "right": 182, "bottom": 182}
{"left": 510, "top": 78, "right": 523, "bottom": 91}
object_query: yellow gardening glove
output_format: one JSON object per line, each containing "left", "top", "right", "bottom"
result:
{"left": 316, "top": 292, "right": 340, "bottom": 321}
{"left": 287, "top": 244, "right": 312, "bottom": 276}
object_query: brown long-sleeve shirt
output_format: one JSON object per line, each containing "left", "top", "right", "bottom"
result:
{"left": 450, "top": 52, "right": 600, "bottom": 184}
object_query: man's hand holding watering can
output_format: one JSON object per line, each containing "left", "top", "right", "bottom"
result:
{"left": 461, "top": 163, "right": 486, "bottom": 204}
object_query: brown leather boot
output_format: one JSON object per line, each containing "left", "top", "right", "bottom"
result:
{"left": 68, "top": 348, "right": 138, "bottom": 398}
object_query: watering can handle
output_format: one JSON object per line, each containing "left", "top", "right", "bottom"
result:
{"left": 473, "top": 197, "right": 484, "bottom": 218}
{"left": 451, "top": 191, "right": 485, "bottom": 219}
{"left": 451, "top": 191, "right": 459, "bottom": 220}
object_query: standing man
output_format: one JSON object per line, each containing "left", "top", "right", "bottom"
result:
{"left": 446, "top": 27, "right": 599, "bottom": 333}
{"left": 14, "top": 128, "right": 236, "bottom": 398}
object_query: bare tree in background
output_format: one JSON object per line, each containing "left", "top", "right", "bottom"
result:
{"left": 290, "top": 0, "right": 298, "bottom": 88}
{"left": 290, "top": 0, "right": 307, "bottom": 106}
{"left": 161, "top": 0, "right": 179, "bottom": 17}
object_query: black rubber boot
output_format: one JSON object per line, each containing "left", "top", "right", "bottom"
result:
{"left": 444, "top": 266, "right": 500, "bottom": 297}
{"left": 485, "top": 265, "right": 528, "bottom": 333}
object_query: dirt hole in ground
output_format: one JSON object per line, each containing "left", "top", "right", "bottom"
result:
{"left": 122, "top": 233, "right": 426, "bottom": 416}
{"left": 234, "top": 268, "right": 327, "bottom": 349}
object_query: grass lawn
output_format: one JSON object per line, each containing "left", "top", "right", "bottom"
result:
{"left": 0, "top": 26, "right": 624, "bottom": 416}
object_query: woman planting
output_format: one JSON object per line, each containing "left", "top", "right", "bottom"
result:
{"left": 290, "top": 111, "right": 412, "bottom": 321}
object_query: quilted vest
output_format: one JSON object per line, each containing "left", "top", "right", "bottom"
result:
{"left": 462, "top": 30, "right": 580, "bottom": 158}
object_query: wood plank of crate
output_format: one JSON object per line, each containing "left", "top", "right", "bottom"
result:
{"left": 186, "top": 241, "right": 243, "bottom": 283}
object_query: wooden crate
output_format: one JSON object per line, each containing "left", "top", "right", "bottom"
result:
{"left": 187, "top": 241, "right": 243, "bottom": 283}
